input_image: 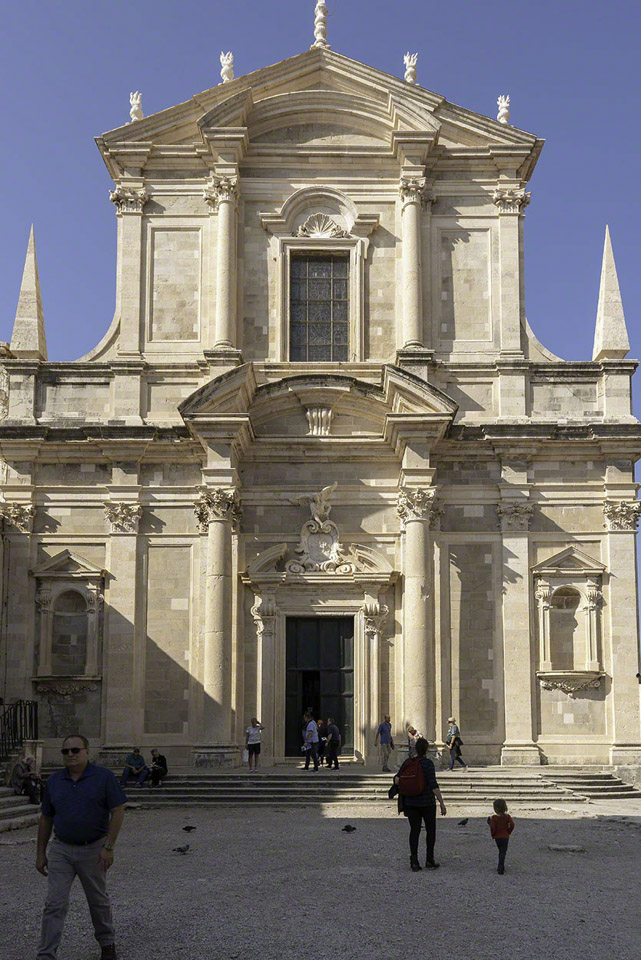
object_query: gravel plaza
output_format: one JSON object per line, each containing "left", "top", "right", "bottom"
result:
{"left": 2, "top": 799, "right": 641, "bottom": 960}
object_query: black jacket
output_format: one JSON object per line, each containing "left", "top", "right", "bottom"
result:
{"left": 398, "top": 756, "right": 439, "bottom": 810}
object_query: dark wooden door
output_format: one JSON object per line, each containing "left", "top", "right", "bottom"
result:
{"left": 285, "top": 617, "right": 354, "bottom": 756}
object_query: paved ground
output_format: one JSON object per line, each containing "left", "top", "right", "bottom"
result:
{"left": 2, "top": 800, "right": 641, "bottom": 960}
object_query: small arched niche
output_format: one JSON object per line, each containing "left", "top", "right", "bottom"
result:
{"left": 549, "top": 587, "right": 582, "bottom": 671}
{"left": 51, "top": 590, "right": 88, "bottom": 676}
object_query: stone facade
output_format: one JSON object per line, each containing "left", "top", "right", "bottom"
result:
{"left": 1, "top": 46, "right": 640, "bottom": 768}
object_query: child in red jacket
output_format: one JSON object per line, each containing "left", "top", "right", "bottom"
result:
{"left": 488, "top": 798, "right": 515, "bottom": 874}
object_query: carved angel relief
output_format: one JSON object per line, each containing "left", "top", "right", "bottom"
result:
{"left": 287, "top": 482, "right": 356, "bottom": 574}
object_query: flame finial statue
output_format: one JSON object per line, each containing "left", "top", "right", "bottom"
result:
{"left": 129, "top": 91, "right": 143, "bottom": 122}
{"left": 220, "top": 51, "right": 234, "bottom": 84}
{"left": 497, "top": 95, "right": 510, "bottom": 125}
{"left": 404, "top": 53, "right": 418, "bottom": 85}
{"left": 311, "top": 1, "right": 330, "bottom": 49}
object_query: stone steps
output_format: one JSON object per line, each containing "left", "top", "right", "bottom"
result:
{"left": 0, "top": 790, "right": 39, "bottom": 832}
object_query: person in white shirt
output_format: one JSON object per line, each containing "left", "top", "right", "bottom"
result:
{"left": 302, "top": 712, "right": 320, "bottom": 771}
{"left": 245, "top": 718, "right": 265, "bottom": 771}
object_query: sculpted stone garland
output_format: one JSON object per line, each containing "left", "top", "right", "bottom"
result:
{"left": 194, "top": 488, "right": 242, "bottom": 532}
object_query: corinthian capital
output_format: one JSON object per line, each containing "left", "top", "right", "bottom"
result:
{"left": 497, "top": 500, "right": 534, "bottom": 532}
{"left": 397, "top": 487, "right": 442, "bottom": 528}
{"left": 399, "top": 176, "right": 429, "bottom": 208}
{"left": 0, "top": 502, "right": 35, "bottom": 533}
{"left": 104, "top": 502, "right": 142, "bottom": 534}
{"left": 109, "top": 185, "right": 148, "bottom": 215}
{"left": 492, "top": 187, "right": 531, "bottom": 215}
{"left": 603, "top": 500, "right": 641, "bottom": 531}
{"left": 203, "top": 176, "right": 239, "bottom": 211}
{"left": 363, "top": 602, "right": 389, "bottom": 640}
{"left": 194, "top": 487, "right": 241, "bottom": 532}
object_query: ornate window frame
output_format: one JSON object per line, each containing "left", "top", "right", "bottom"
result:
{"left": 31, "top": 550, "right": 105, "bottom": 680}
{"left": 532, "top": 547, "right": 606, "bottom": 695}
{"left": 260, "top": 188, "right": 379, "bottom": 363}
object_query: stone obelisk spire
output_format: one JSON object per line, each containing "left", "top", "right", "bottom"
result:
{"left": 311, "top": 1, "right": 330, "bottom": 49}
{"left": 592, "top": 225, "right": 629, "bottom": 361}
{"left": 10, "top": 225, "right": 48, "bottom": 361}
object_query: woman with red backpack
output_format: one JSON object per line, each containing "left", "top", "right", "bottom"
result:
{"left": 393, "top": 737, "right": 447, "bottom": 872}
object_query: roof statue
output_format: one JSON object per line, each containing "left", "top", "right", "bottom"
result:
{"left": 312, "top": 1, "right": 329, "bottom": 49}
{"left": 220, "top": 51, "right": 234, "bottom": 83}
{"left": 592, "top": 225, "right": 630, "bottom": 361}
{"left": 129, "top": 91, "right": 143, "bottom": 122}
{"left": 10, "top": 225, "right": 47, "bottom": 361}
{"left": 404, "top": 52, "right": 418, "bottom": 85}
{"left": 497, "top": 95, "right": 510, "bottom": 124}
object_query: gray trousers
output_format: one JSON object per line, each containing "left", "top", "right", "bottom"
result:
{"left": 37, "top": 837, "right": 115, "bottom": 959}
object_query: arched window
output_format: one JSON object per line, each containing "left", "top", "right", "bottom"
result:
{"left": 51, "top": 590, "right": 88, "bottom": 676}
{"left": 549, "top": 587, "right": 582, "bottom": 671}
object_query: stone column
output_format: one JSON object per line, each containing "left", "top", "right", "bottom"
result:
{"left": 397, "top": 488, "right": 440, "bottom": 740}
{"left": 603, "top": 501, "right": 641, "bottom": 763}
{"left": 400, "top": 177, "right": 426, "bottom": 348}
{"left": 363, "top": 601, "right": 389, "bottom": 758}
{"left": 193, "top": 487, "right": 240, "bottom": 766}
{"left": 204, "top": 176, "right": 239, "bottom": 349}
{"left": 109, "top": 185, "right": 147, "bottom": 356}
{"left": 492, "top": 187, "right": 529, "bottom": 356}
{"left": 585, "top": 579, "right": 602, "bottom": 672}
{"left": 534, "top": 581, "right": 552, "bottom": 671}
{"left": 102, "top": 501, "right": 142, "bottom": 747}
{"left": 497, "top": 500, "right": 540, "bottom": 765}
{"left": 251, "top": 593, "right": 277, "bottom": 762}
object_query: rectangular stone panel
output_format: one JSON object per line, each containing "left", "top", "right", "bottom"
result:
{"left": 149, "top": 229, "right": 201, "bottom": 342}
{"left": 440, "top": 229, "right": 491, "bottom": 341}
{"left": 144, "top": 545, "right": 191, "bottom": 734}
{"left": 37, "top": 381, "right": 111, "bottom": 419}
{"left": 530, "top": 380, "right": 600, "bottom": 418}
{"left": 449, "top": 543, "right": 500, "bottom": 736}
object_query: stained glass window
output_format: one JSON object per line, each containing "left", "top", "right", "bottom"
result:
{"left": 289, "top": 254, "right": 349, "bottom": 361}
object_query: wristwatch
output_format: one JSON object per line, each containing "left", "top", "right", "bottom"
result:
{"left": 103, "top": 843, "right": 114, "bottom": 851}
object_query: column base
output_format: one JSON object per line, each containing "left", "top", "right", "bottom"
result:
{"left": 501, "top": 744, "right": 542, "bottom": 766}
{"left": 610, "top": 745, "right": 641, "bottom": 765}
{"left": 192, "top": 745, "right": 239, "bottom": 768}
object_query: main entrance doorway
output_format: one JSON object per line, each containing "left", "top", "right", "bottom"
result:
{"left": 285, "top": 617, "right": 354, "bottom": 756}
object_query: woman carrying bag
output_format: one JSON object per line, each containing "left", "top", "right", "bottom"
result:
{"left": 391, "top": 737, "right": 447, "bottom": 872}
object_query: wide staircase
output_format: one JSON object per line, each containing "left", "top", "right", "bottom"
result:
{"left": 117, "top": 765, "right": 641, "bottom": 808}
{"left": 0, "top": 786, "right": 40, "bottom": 833}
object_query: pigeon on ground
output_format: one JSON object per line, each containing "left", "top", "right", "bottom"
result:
{"left": 182, "top": 825, "right": 197, "bottom": 832}
{"left": 457, "top": 818, "right": 469, "bottom": 826}
{"left": 342, "top": 825, "right": 357, "bottom": 833}
{"left": 173, "top": 844, "right": 190, "bottom": 854}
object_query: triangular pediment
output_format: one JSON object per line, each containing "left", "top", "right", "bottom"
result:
{"left": 98, "top": 48, "right": 541, "bottom": 178}
{"left": 31, "top": 549, "right": 106, "bottom": 578}
{"left": 532, "top": 546, "right": 606, "bottom": 575}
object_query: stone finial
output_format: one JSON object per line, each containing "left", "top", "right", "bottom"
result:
{"left": 129, "top": 91, "right": 143, "bottom": 122}
{"left": 497, "top": 95, "right": 510, "bottom": 124}
{"left": 10, "top": 225, "right": 47, "bottom": 361}
{"left": 220, "top": 51, "right": 234, "bottom": 83}
{"left": 592, "top": 226, "right": 629, "bottom": 361}
{"left": 404, "top": 52, "right": 418, "bottom": 85}
{"left": 311, "top": 1, "right": 330, "bottom": 49}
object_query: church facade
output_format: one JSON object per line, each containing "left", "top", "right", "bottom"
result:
{"left": 2, "top": 41, "right": 641, "bottom": 768}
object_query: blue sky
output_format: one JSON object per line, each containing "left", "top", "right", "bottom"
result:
{"left": 1, "top": 0, "right": 639, "bottom": 378}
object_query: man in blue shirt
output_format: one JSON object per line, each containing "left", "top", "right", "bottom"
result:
{"left": 120, "top": 746, "right": 149, "bottom": 787}
{"left": 36, "top": 734, "right": 126, "bottom": 960}
{"left": 374, "top": 714, "right": 395, "bottom": 772}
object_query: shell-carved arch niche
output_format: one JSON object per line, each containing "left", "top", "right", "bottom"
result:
{"left": 31, "top": 550, "right": 106, "bottom": 692}
{"left": 532, "top": 547, "right": 606, "bottom": 696}
{"left": 260, "top": 187, "right": 380, "bottom": 362}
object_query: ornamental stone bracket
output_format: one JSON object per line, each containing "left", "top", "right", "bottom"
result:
{"left": 104, "top": 502, "right": 142, "bottom": 534}
{"left": 250, "top": 593, "right": 278, "bottom": 638}
{"left": 536, "top": 671, "right": 604, "bottom": 698}
{"left": 397, "top": 487, "right": 442, "bottom": 530}
{"left": 194, "top": 487, "right": 242, "bottom": 532}
{"left": 497, "top": 500, "right": 534, "bottom": 532}
{"left": 203, "top": 176, "right": 239, "bottom": 212}
{"left": 603, "top": 500, "right": 641, "bottom": 531}
{"left": 109, "top": 185, "right": 148, "bottom": 215}
{"left": 363, "top": 601, "right": 389, "bottom": 641}
{"left": 492, "top": 187, "right": 531, "bottom": 215}
{"left": 0, "top": 502, "right": 35, "bottom": 533}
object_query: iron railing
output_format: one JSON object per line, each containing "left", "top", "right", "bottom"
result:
{"left": 0, "top": 700, "right": 38, "bottom": 762}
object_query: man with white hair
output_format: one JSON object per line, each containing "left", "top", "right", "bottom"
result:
{"left": 11, "top": 753, "right": 41, "bottom": 804}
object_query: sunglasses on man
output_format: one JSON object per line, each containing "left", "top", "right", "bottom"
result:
{"left": 60, "top": 747, "right": 86, "bottom": 755}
